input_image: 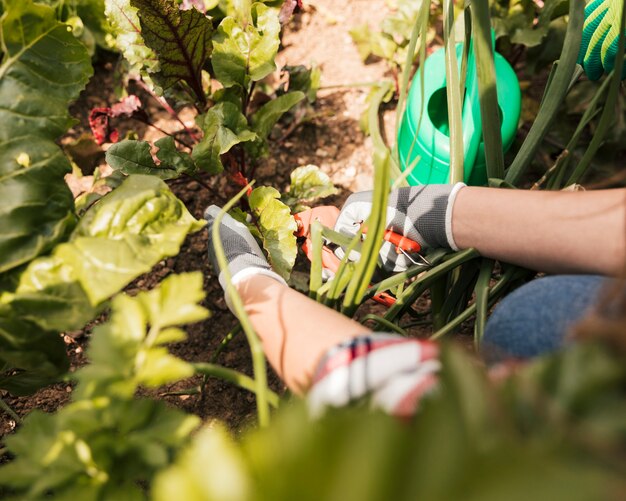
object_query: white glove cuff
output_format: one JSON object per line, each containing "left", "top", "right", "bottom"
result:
{"left": 222, "top": 267, "right": 288, "bottom": 313}
{"left": 445, "top": 182, "right": 466, "bottom": 251}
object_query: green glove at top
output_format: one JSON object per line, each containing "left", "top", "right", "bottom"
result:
{"left": 578, "top": 0, "right": 626, "bottom": 81}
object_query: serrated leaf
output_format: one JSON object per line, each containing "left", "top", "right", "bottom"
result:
{"left": 0, "top": 398, "right": 199, "bottom": 499}
{"left": 0, "top": 0, "right": 92, "bottom": 273}
{"left": 211, "top": 2, "right": 280, "bottom": 89}
{"left": 251, "top": 91, "right": 305, "bottom": 139}
{"left": 283, "top": 164, "right": 337, "bottom": 210}
{"left": 106, "top": 140, "right": 178, "bottom": 179}
{"left": 75, "top": 272, "right": 208, "bottom": 399}
{"left": 104, "top": 0, "right": 159, "bottom": 75}
{"left": 131, "top": 0, "right": 213, "bottom": 103}
{"left": 155, "top": 136, "right": 198, "bottom": 175}
{"left": 248, "top": 186, "right": 297, "bottom": 280}
{"left": 138, "top": 272, "right": 209, "bottom": 328}
{"left": 136, "top": 348, "right": 195, "bottom": 387}
{"left": 192, "top": 102, "right": 257, "bottom": 173}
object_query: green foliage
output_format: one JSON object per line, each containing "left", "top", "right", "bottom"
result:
{"left": 0, "top": 273, "right": 207, "bottom": 500}
{"left": 248, "top": 186, "right": 297, "bottom": 280}
{"left": 192, "top": 102, "right": 258, "bottom": 173}
{"left": 154, "top": 342, "right": 626, "bottom": 501}
{"left": 283, "top": 64, "right": 321, "bottom": 104}
{"left": 211, "top": 2, "right": 280, "bottom": 89}
{"left": 282, "top": 164, "right": 338, "bottom": 212}
{"left": 491, "top": 0, "right": 569, "bottom": 48}
{"left": 0, "top": 175, "right": 204, "bottom": 394}
{"left": 251, "top": 91, "right": 305, "bottom": 140}
{"left": 131, "top": 0, "right": 213, "bottom": 104}
{"left": 0, "top": 0, "right": 93, "bottom": 273}
{"left": 105, "top": 0, "right": 159, "bottom": 74}
{"left": 350, "top": 0, "right": 425, "bottom": 69}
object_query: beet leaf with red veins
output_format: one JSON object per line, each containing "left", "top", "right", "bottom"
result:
{"left": 130, "top": 0, "right": 213, "bottom": 106}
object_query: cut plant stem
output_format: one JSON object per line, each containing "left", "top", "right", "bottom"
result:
{"left": 193, "top": 363, "right": 280, "bottom": 408}
{"left": 211, "top": 183, "right": 273, "bottom": 426}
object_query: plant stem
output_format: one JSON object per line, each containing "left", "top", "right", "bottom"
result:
{"left": 505, "top": 0, "right": 585, "bottom": 185}
{"left": 211, "top": 184, "right": 273, "bottom": 426}
{"left": 0, "top": 398, "right": 21, "bottom": 424}
{"left": 210, "top": 324, "right": 243, "bottom": 363}
{"left": 133, "top": 77, "right": 200, "bottom": 142}
{"left": 193, "top": 363, "right": 280, "bottom": 408}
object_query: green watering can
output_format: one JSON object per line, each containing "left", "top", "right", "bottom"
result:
{"left": 398, "top": 39, "right": 521, "bottom": 186}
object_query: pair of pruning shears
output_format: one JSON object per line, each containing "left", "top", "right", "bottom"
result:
{"left": 293, "top": 206, "right": 425, "bottom": 307}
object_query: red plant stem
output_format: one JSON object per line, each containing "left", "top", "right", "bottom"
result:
{"left": 133, "top": 78, "right": 200, "bottom": 142}
{"left": 132, "top": 114, "right": 194, "bottom": 149}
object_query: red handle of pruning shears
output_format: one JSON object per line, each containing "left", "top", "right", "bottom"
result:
{"left": 361, "top": 227, "right": 422, "bottom": 254}
{"left": 294, "top": 206, "right": 423, "bottom": 308}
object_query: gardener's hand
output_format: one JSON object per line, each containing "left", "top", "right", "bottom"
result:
{"left": 204, "top": 206, "right": 286, "bottom": 299}
{"left": 333, "top": 183, "right": 465, "bottom": 272}
{"left": 578, "top": 0, "right": 626, "bottom": 81}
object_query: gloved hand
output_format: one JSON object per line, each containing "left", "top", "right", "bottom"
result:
{"left": 578, "top": 0, "right": 626, "bottom": 81}
{"left": 204, "top": 206, "right": 286, "bottom": 302}
{"left": 333, "top": 183, "right": 465, "bottom": 272}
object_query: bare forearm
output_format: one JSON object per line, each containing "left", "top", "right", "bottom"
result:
{"left": 452, "top": 187, "right": 626, "bottom": 276}
{"left": 235, "top": 275, "right": 371, "bottom": 395}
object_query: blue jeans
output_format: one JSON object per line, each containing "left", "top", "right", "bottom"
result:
{"left": 481, "top": 275, "right": 607, "bottom": 364}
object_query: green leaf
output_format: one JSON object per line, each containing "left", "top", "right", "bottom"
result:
{"left": 4, "top": 175, "right": 205, "bottom": 333}
{"left": 75, "top": 272, "right": 208, "bottom": 399}
{"left": 248, "top": 186, "right": 297, "bottom": 280}
{"left": 137, "top": 272, "right": 208, "bottom": 328}
{"left": 192, "top": 102, "right": 257, "bottom": 173}
{"left": 153, "top": 424, "right": 251, "bottom": 501}
{"left": 0, "top": 314, "right": 69, "bottom": 395}
{"left": 0, "top": 0, "right": 92, "bottom": 273}
{"left": 211, "top": 2, "right": 280, "bottom": 89}
{"left": 0, "top": 399, "right": 199, "bottom": 499}
{"left": 155, "top": 136, "right": 198, "bottom": 175}
{"left": 131, "top": 0, "right": 213, "bottom": 104}
{"left": 284, "top": 64, "right": 321, "bottom": 103}
{"left": 106, "top": 140, "right": 178, "bottom": 179}
{"left": 282, "top": 164, "right": 338, "bottom": 211}
{"left": 104, "top": 0, "right": 159, "bottom": 75}
{"left": 251, "top": 91, "right": 305, "bottom": 139}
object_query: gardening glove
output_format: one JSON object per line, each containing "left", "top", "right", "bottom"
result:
{"left": 578, "top": 0, "right": 626, "bottom": 81}
{"left": 308, "top": 333, "right": 440, "bottom": 419}
{"left": 333, "top": 183, "right": 466, "bottom": 272}
{"left": 204, "top": 206, "right": 287, "bottom": 307}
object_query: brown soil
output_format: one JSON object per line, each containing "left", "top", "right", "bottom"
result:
{"left": 0, "top": 0, "right": 477, "bottom": 438}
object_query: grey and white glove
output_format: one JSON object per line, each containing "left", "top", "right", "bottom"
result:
{"left": 204, "top": 205, "right": 286, "bottom": 300}
{"left": 334, "top": 183, "right": 465, "bottom": 272}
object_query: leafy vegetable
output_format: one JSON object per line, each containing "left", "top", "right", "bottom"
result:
{"left": 0, "top": 175, "right": 204, "bottom": 394}
{"left": 192, "top": 102, "right": 257, "bottom": 173}
{"left": 0, "top": 273, "right": 207, "bottom": 499}
{"left": 211, "top": 2, "right": 280, "bottom": 89}
{"left": 282, "top": 164, "right": 338, "bottom": 212}
{"left": 106, "top": 140, "right": 178, "bottom": 179}
{"left": 0, "top": 0, "right": 93, "bottom": 273}
{"left": 251, "top": 91, "right": 305, "bottom": 140}
{"left": 104, "top": 0, "right": 159, "bottom": 74}
{"left": 131, "top": 0, "right": 213, "bottom": 104}
{"left": 248, "top": 187, "right": 297, "bottom": 280}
